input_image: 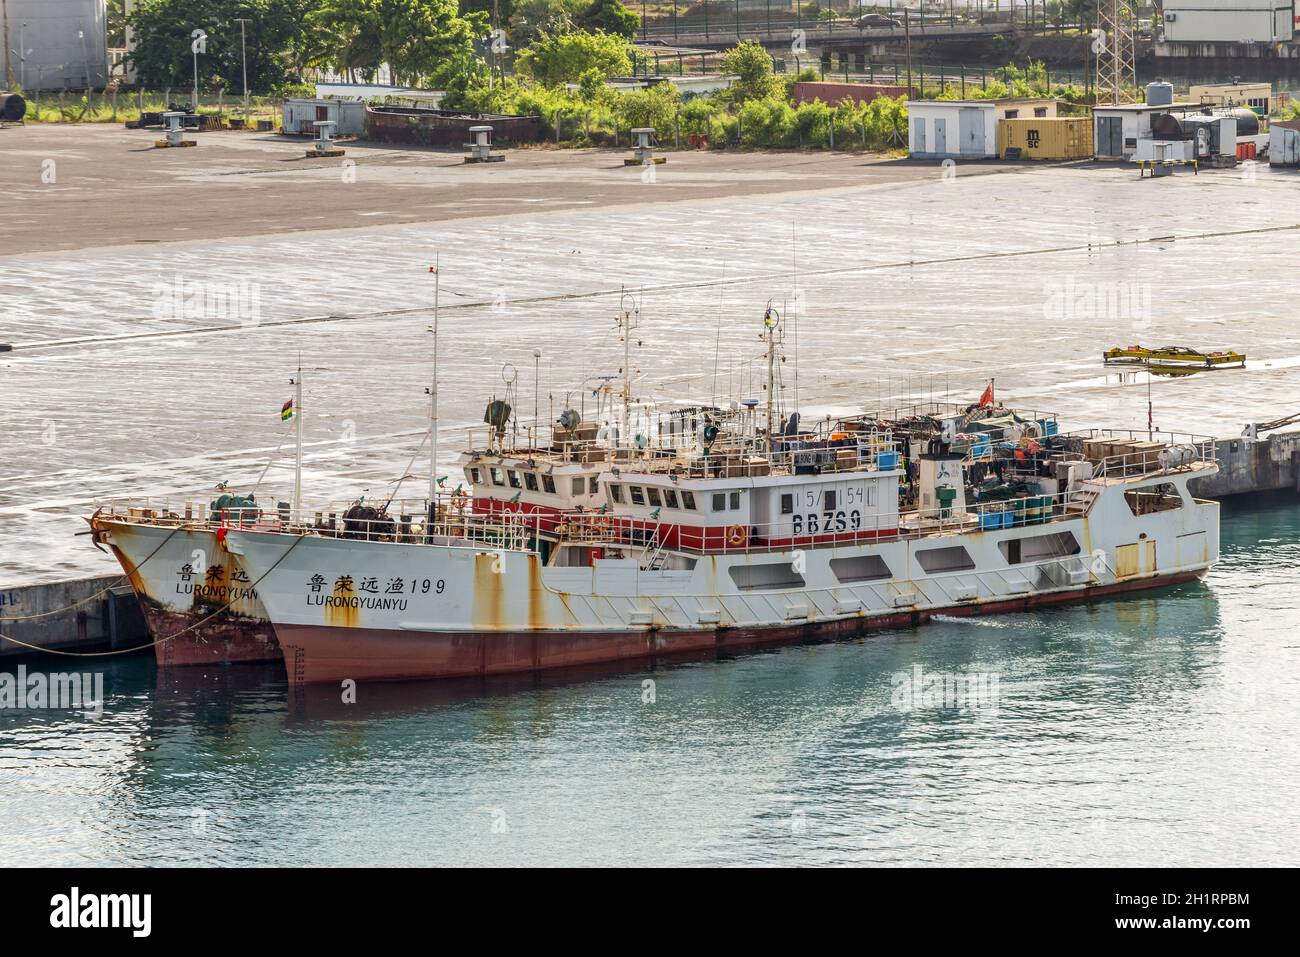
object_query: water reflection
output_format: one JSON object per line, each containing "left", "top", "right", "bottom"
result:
{"left": 2, "top": 497, "right": 1298, "bottom": 866}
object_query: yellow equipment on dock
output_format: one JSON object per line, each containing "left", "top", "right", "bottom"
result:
{"left": 1103, "top": 345, "right": 1246, "bottom": 369}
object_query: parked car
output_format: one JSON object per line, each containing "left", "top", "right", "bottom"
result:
{"left": 855, "top": 12, "right": 902, "bottom": 29}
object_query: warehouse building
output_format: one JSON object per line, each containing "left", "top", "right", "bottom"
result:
{"left": 1159, "top": 0, "right": 1294, "bottom": 43}
{"left": 1188, "top": 81, "right": 1273, "bottom": 115}
{"left": 907, "top": 98, "right": 1058, "bottom": 160}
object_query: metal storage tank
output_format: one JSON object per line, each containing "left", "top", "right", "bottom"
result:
{"left": 1145, "top": 81, "right": 1175, "bottom": 106}
{"left": 0, "top": 0, "right": 108, "bottom": 91}
{"left": 997, "top": 117, "right": 1093, "bottom": 160}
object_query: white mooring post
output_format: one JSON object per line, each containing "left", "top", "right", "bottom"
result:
{"left": 464, "top": 125, "right": 504, "bottom": 163}
{"left": 308, "top": 119, "right": 345, "bottom": 157}
{"left": 625, "top": 127, "right": 666, "bottom": 166}
{"left": 156, "top": 111, "right": 195, "bottom": 148}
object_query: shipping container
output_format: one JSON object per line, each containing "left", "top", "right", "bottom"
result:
{"left": 997, "top": 117, "right": 1092, "bottom": 160}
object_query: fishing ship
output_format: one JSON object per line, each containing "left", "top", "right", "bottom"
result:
{"left": 85, "top": 374, "right": 314, "bottom": 666}
{"left": 210, "top": 306, "right": 1221, "bottom": 685}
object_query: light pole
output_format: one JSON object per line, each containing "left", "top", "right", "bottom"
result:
{"left": 77, "top": 27, "right": 91, "bottom": 90}
{"left": 18, "top": 20, "right": 28, "bottom": 89}
{"left": 234, "top": 18, "right": 250, "bottom": 126}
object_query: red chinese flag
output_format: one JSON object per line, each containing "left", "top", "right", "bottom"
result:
{"left": 978, "top": 382, "right": 994, "bottom": 408}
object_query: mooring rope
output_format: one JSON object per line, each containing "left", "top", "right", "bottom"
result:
{"left": 0, "top": 519, "right": 187, "bottom": 622}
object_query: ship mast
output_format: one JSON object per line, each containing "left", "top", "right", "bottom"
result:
{"left": 428, "top": 255, "right": 440, "bottom": 508}
{"left": 618, "top": 289, "right": 638, "bottom": 451}
{"left": 763, "top": 304, "right": 780, "bottom": 456}
{"left": 292, "top": 360, "right": 303, "bottom": 524}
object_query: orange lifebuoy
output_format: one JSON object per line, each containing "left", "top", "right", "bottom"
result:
{"left": 451, "top": 490, "right": 469, "bottom": 511}
{"left": 726, "top": 524, "right": 747, "bottom": 547}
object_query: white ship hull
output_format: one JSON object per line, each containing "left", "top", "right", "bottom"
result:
{"left": 224, "top": 470, "right": 1219, "bottom": 684}
{"left": 91, "top": 516, "right": 279, "bottom": 666}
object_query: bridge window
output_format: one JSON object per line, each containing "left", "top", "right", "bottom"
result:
{"left": 630, "top": 486, "right": 645, "bottom": 506}
{"left": 1000, "top": 531, "right": 1081, "bottom": 565}
{"left": 916, "top": 545, "right": 976, "bottom": 574}
{"left": 712, "top": 492, "right": 726, "bottom": 511}
{"left": 469, "top": 467, "right": 482, "bottom": 485}
{"left": 542, "top": 475, "right": 556, "bottom": 494}
{"left": 681, "top": 491, "right": 697, "bottom": 510}
{"left": 609, "top": 484, "right": 624, "bottom": 504}
{"left": 829, "top": 554, "right": 892, "bottom": 583}
{"left": 781, "top": 493, "right": 793, "bottom": 514}
{"left": 490, "top": 467, "right": 505, "bottom": 487}
{"left": 728, "top": 562, "right": 806, "bottom": 592}
{"left": 1124, "top": 482, "right": 1183, "bottom": 516}
{"left": 647, "top": 487, "right": 662, "bottom": 507}
{"left": 508, "top": 470, "right": 522, "bottom": 489}
{"left": 729, "top": 491, "right": 741, "bottom": 510}
{"left": 524, "top": 472, "right": 538, "bottom": 492}
{"left": 570, "top": 477, "right": 585, "bottom": 495}
{"left": 824, "top": 490, "right": 837, "bottom": 511}
{"left": 588, "top": 476, "right": 599, "bottom": 494}
{"left": 664, "top": 489, "right": 680, "bottom": 509}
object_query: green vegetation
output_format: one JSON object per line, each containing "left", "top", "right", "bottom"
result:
{"left": 515, "top": 29, "right": 633, "bottom": 86}
{"left": 58, "top": 1, "right": 1087, "bottom": 154}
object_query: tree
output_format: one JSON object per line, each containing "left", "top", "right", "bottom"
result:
{"left": 515, "top": 29, "right": 631, "bottom": 87}
{"left": 508, "top": 0, "right": 585, "bottom": 46}
{"left": 127, "top": 0, "right": 313, "bottom": 92}
{"left": 720, "top": 40, "right": 780, "bottom": 103}
{"left": 305, "top": 0, "right": 487, "bottom": 86}
{"left": 578, "top": 0, "right": 638, "bottom": 39}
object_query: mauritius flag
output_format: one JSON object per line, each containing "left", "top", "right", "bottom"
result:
{"left": 280, "top": 398, "right": 294, "bottom": 421}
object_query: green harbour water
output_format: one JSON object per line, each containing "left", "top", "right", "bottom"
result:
{"left": 2, "top": 493, "right": 1298, "bottom": 867}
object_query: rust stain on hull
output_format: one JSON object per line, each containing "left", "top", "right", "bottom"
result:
{"left": 140, "top": 602, "right": 281, "bottom": 666}
{"left": 324, "top": 579, "right": 361, "bottom": 629}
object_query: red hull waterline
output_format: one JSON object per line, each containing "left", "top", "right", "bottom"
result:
{"left": 140, "top": 604, "right": 282, "bottom": 667}
{"left": 276, "top": 571, "right": 1204, "bottom": 685}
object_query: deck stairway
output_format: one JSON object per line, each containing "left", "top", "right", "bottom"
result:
{"left": 1061, "top": 485, "right": 1100, "bottom": 517}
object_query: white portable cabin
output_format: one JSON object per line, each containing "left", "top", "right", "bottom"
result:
{"left": 281, "top": 98, "right": 366, "bottom": 136}
{"left": 907, "top": 99, "right": 1057, "bottom": 160}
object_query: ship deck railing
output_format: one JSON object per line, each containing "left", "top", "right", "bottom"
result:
{"left": 551, "top": 486, "right": 1099, "bottom": 557}
{"left": 1052, "top": 429, "right": 1218, "bottom": 480}
{"left": 465, "top": 430, "right": 906, "bottom": 479}
{"left": 93, "top": 493, "right": 549, "bottom": 554}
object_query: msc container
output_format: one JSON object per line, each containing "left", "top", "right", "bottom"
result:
{"left": 997, "top": 117, "right": 1092, "bottom": 160}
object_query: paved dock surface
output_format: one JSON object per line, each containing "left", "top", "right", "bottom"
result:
{"left": 4, "top": 124, "right": 1300, "bottom": 584}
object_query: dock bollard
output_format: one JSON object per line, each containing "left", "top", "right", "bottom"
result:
{"left": 155, "top": 111, "right": 196, "bottom": 148}
{"left": 464, "top": 125, "right": 504, "bottom": 163}
{"left": 307, "top": 120, "right": 345, "bottom": 158}
{"left": 625, "top": 127, "right": 666, "bottom": 166}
